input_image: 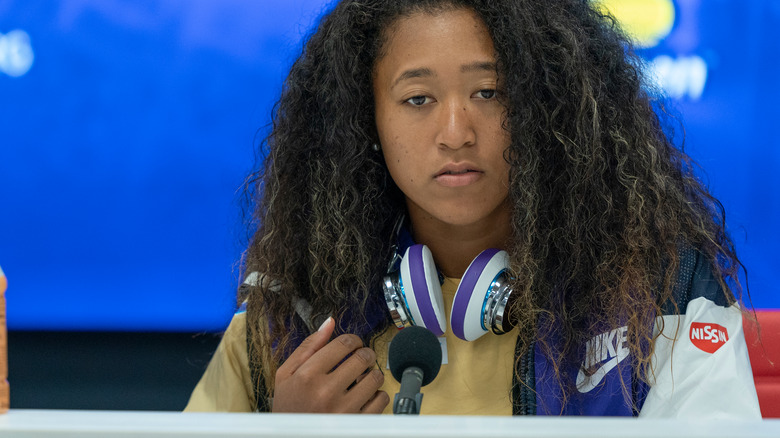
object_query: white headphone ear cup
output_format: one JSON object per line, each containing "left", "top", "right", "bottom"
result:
{"left": 399, "top": 244, "right": 446, "bottom": 336}
{"left": 451, "top": 249, "right": 509, "bottom": 341}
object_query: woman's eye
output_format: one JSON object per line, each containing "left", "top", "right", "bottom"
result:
{"left": 476, "top": 89, "right": 496, "bottom": 99}
{"left": 405, "top": 95, "right": 429, "bottom": 106}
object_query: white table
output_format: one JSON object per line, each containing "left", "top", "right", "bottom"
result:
{"left": 1, "top": 410, "right": 779, "bottom": 438}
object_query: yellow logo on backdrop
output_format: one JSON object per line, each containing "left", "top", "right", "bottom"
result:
{"left": 595, "top": 0, "right": 676, "bottom": 48}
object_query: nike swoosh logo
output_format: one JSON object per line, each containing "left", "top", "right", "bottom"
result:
{"left": 576, "top": 356, "right": 620, "bottom": 393}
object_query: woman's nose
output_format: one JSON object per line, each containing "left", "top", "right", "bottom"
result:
{"left": 435, "top": 100, "right": 476, "bottom": 150}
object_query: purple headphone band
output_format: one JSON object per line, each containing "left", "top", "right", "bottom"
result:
{"left": 450, "top": 248, "right": 501, "bottom": 340}
{"left": 407, "top": 245, "right": 445, "bottom": 337}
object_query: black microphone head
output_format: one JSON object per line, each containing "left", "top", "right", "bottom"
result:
{"left": 388, "top": 326, "right": 442, "bottom": 386}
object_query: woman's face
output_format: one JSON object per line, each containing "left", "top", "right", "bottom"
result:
{"left": 373, "top": 8, "right": 511, "bottom": 229}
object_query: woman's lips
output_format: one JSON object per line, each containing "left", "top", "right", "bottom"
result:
{"left": 434, "top": 169, "right": 483, "bottom": 187}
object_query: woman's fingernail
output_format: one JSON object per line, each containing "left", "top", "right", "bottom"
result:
{"left": 318, "top": 316, "right": 332, "bottom": 332}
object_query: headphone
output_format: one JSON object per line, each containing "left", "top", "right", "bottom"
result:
{"left": 382, "top": 222, "right": 515, "bottom": 341}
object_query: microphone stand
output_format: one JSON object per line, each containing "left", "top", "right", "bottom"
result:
{"left": 393, "top": 367, "right": 425, "bottom": 415}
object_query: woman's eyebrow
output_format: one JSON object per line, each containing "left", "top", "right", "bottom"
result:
{"left": 391, "top": 61, "right": 497, "bottom": 89}
{"left": 392, "top": 67, "right": 435, "bottom": 89}
{"left": 461, "top": 61, "right": 497, "bottom": 73}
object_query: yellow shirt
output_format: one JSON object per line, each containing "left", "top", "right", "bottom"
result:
{"left": 185, "top": 277, "right": 517, "bottom": 415}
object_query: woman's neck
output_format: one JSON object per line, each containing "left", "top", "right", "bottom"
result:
{"left": 407, "top": 201, "right": 512, "bottom": 278}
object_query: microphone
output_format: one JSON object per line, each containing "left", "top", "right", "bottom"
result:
{"left": 388, "top": 326, "right": 442, "bottom": 415}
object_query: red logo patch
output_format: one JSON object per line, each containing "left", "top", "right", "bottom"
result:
{"left": 689, "top": 322, "right": 729, "bottom": 353}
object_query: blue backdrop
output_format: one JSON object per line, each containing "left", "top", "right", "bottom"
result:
{"left": 1, "top": 0, "right": 777, "bottom": 332}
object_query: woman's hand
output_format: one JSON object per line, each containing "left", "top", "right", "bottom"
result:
{"left": 271, "top": 317, "right": 390, "bottom": 413}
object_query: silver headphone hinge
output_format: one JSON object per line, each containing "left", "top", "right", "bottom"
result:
{"left": 484, "top": 273, "right": 513, "bottom": 335}
{"left": 383, "top": 273, "right": 413, "bottom": 329}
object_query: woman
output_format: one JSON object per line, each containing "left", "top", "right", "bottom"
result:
{"left": 186, "top": 0, "right": 760, "bottom": 417}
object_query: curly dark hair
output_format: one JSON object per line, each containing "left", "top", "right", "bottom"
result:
{"left": 242, "top": 0, "right": 745, "bottom": 409}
